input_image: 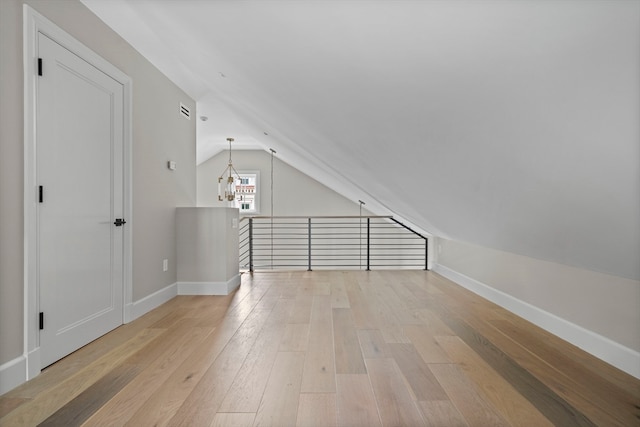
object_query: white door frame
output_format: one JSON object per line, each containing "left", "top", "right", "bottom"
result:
{"left": 23, "top": 5, "right": 133, "bottom": 380}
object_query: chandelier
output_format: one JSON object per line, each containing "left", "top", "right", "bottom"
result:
{"left": 218, "top": 137, "right": 241, "bottom": 202}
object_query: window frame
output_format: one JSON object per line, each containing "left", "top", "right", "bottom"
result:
{"left": 235, "top": 170, "right": 260, "bottom": 214}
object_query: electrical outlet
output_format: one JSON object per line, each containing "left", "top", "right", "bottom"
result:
{"left": 163, "top": 259, "right": 168, "bottom": 271}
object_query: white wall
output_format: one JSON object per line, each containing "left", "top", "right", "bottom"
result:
{"left": 435, "top": 238, "right": 640, "bottom": 378}
{"left": 176, "top": 207, "right": 239, "bottom": 284}
{"left": 103, "top": 0, "right": 639, "bottom": 284}
{"left": 0, "top": 0, "right": 196, "bottom": 390}
{"left": 198, "top": 149, "right": 366, "bottom": 216}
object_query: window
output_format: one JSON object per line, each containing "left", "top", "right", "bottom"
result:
{"left": 234, "top": 171, "right": 260, "bottom": 214}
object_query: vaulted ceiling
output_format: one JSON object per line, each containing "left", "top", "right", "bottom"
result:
{"left": 81, "top": 0, "right": 639, "bottom": 280}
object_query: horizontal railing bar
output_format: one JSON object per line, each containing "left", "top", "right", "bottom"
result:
{"left": 252, "top": 263, "right": 367, "bottom": 267}
{"left": 252, "top": 245, "right": 308, "bottom": 248}
{"left": 252, "top": 230, "right": 308, "bottom": 233}
{"left": 370, "top": 264, "right": 425, "bottom": 267}
{"left": 250, "top": 241, "right": 424, "bottom": 246}
{"left": 251, "top": 255, "right": 425, "bottom": 260}
{"left": 250, "top": 237, "right": 422, "bottom": 242}
{"left": 252, "top": 233, "right": 309, "bottom": 237}
{"left": 252, "top": 226, "right": 308, "bottom": 229}
{"left": 251, "top": 226, "right": 309, "bottom": 229}
{"left": 369, "top": 244, "right": 425, "bottom": 247}
{"left": 248, "top": 264, "right": 425, "bottom": 268}
{"left": 255, "top": 253, "right": 362, "bottom": 256}
{"left": 249, "top": 240, "right": 425, "bottom": 243}
{"left": 245, "top": 226, "right": 419, "bottom": 232}
{"left": 251, "top": 238, "right": 311, "bottom": 241}
{"left": 251, "top": 245, "right": 314, "bottom": 248}
{"left": 242, "top": 215, "right": 393, "bottom": 220}
{"left": 251, "top": 256, "right": 425, "bottom": 259}
{"left": 251, "top": 257, "right": 425, "bottom": 261}
{"left": 271, "top": 247, "right": 364, "bottom": 250}
{"left": 252, "top": 242, "right": 308, "bottom": 246}
{"left": 250, "top": 257, "right": 423, "bottom": 261}
{"left": 251, "top": 237, "right": 416, "bottom": 241}
{"left": 256, "top": 226, "right": 391, "bottom": 231}
{"left": 247, "top": 262, "right": 426, "bottom": 267}
{"left": 251, "top": 258, "right": 363, "bottom": 261}
{"left": 305, "top": 237, "right": 368, "bottom": 240}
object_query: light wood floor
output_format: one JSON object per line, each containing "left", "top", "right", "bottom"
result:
{"left": 1, "top": 270, "right": 638, "bottom": 426}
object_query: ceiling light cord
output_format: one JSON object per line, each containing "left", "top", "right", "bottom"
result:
{"left": 270, "top": 148, "right": 276, "bottom": 270}
{"left": 359, "top": 200, "right": 365, "bottom": 270}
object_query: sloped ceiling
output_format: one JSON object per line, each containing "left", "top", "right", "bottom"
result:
{"left": 81, "top": 0, "right": 639, "bottom": 280}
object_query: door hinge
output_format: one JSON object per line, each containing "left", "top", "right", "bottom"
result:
{"left": 38, "top": 58, "right": 43, "bottom": 76}
{"left": 39, "top": 185, "right": 43, "bottom": 203}
{"left": 114, "top": 218, "right": 126, "bottom": 226}
{"left": 39, "top": 312, "right": 44, "bottom": 330}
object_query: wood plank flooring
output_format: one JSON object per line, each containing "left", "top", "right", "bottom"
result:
{"left": 1, "top": 270, "right": 639, "bottom": 426}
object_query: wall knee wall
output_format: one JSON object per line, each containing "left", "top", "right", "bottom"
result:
{"left": 434, "top": 238, "right": 640, "bottom": 379}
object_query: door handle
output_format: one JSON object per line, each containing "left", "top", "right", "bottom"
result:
{"left": 114, "top": 218, "right": 126, "bottom": 226}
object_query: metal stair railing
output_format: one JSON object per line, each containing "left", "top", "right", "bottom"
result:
{"left": 239, "top": 216, "right": 428, "bottom": 272}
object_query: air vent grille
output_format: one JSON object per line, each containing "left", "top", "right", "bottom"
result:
{"left": 179, "top": 103, "right": 191, "bottom": 120}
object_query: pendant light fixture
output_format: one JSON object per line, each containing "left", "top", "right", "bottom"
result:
{"left": 218, "top": 137, "right": 241, "bottom": 202}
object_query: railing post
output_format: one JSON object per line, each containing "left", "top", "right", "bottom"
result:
{"left": 366, "top": 217, "right": 371, "bottom": 271}
{"left": 424, "top": 237, "right": 428, "bottom": 271}
{"left": 307, "top": 218, "right": 312, "bottom": 271}
{"left": 249, "top": 217, "right": 254, "bottom": 272}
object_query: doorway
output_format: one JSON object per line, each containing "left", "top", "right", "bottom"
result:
{"left": 24, "top": 6, "right": 132, "bottom": 372}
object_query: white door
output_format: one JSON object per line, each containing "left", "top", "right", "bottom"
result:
{"left": 37, "top": 32, "right": 124, "bottom": 368}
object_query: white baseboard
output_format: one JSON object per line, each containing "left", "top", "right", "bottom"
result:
{"left": 4, "top": 281, "right": 187, "bottom": 395}
{"left": 433, "top": 264, "right": 640, "bottom": 379}
{"left": 128, "top": 282, "right": 178, "bottom": 322}
{"left": 26, "top": 347, "right": 40, "bottom": 381}
{"left": 178, "top": 274, "right": 241, "bottom": 295}
{"left": 0, "top": 355, "right": 27, "bottom": 395}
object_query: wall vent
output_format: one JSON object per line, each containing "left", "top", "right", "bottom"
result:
{"left": 179, "top": 103, "right": 191, "bottom": 120}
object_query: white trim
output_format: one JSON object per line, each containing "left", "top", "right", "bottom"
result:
{"left": 23, "top": 5, "right": 133, "bottom": 381}
{"left": 178, "top": 274, "right": 241, "bottom": 295}
{"left": 23, "top": 3, "right": 39, "bottom": 381}
{"left": 122, "top": 69, "right": 134, "bottom": 324}
{"left": 236, "top": 170, "right": 260, "bottom": 214}
{"left": 26, "top": 347, "right": 41, "bottom": 381}
{"left": 129, "top": 283, "right": 178, "bottom": 322}
{"left": 0, "top": 356, "right": 27, "bottom": 395}
{"left": 433, "top": 264, "right": 640, "bottom": 379}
